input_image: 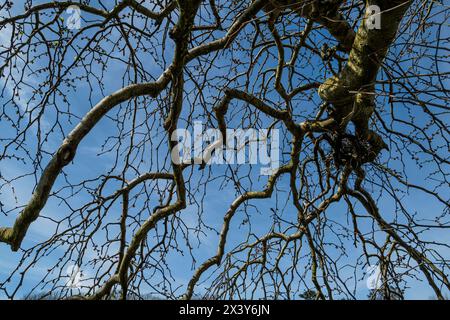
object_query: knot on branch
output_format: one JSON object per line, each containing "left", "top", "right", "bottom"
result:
{"left": 318, "top": 75, "right": 350, "bottom": 105}
{"left": 57, "top": 143, "right": 76, "bottom": 165}
{"left": 168, "top": 26, "right": 182, "bottom": 41}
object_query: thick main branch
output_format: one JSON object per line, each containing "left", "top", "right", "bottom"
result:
{"left": 318, "top": 0, "right": 411, "bottom": 137}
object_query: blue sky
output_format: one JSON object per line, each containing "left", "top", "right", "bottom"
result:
{"left": 0, "top": 0, "right": 448, "bottom": 299}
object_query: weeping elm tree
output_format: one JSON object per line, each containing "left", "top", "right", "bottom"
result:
{"left": 0, "top": 0, "right": 448, "bottom": 300}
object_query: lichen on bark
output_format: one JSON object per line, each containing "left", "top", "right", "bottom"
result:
{"left": 318, "top": 0, "right": 412, "bottom": 140}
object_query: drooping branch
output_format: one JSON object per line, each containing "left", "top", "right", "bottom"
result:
{"left": 0, "top": 76, "right": 171, "bottom": 251}
{"left": 85, "top": 0, "right": 203, "bottom": 299}
{"left": 214, "top": 88, "right": 299, "bottom": 140}
{"left": 348, "top": 170, "right": 450, "bottom": 300}
{"left": 183, "top": 163, "right": 292, "bottom": 300}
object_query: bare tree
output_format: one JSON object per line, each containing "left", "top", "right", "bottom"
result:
{"left": 0, "top": 0, "right": 448, "bottom": 300}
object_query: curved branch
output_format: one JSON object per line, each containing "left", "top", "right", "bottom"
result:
{"left": 183, "top": 164, "right": 292, "bottom": 299}
{"left": 0, "top": 74, "right": 171, "bottom": 251}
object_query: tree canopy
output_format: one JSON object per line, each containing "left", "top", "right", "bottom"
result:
{"left": 0, "top": 0, "right": 448, "bottom": 300}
